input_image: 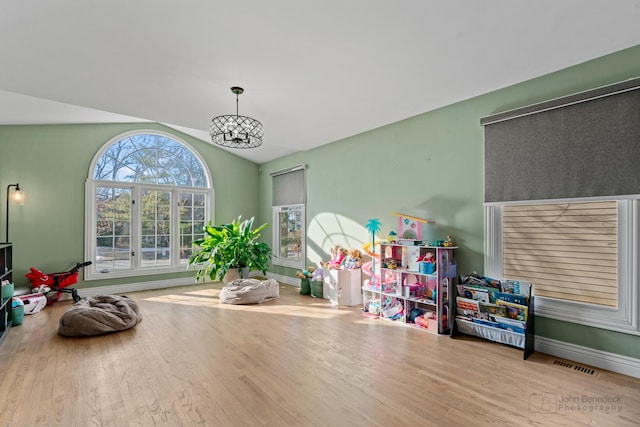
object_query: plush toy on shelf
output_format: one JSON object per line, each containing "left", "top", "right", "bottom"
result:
{"left": 326, "top": 244, "right": 346, "bottom": 269}
{"left": 444, "top": 235, "right": 454, "bottom": 247}
{"left": 343, "top": 248, "right": 362, "bottom": 269}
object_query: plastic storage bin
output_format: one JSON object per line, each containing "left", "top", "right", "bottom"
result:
{"left": 12, "top": 298, "right": 24, "bottom": 326}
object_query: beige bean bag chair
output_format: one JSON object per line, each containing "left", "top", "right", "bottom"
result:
{"left": 58, "top": 295, "right": 141, "bottom": 337}
{"left": 219, "top": 278, "right": 279, "bottom": 304}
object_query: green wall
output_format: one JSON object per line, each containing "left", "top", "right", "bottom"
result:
{"left": 0, "top": 122, "right": 259, "bottom": 289}
{"left": 258, "top": 44, "right": 640, "bottom": 359}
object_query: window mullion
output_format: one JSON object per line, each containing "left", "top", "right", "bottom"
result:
{"left": 131, "top": 185, "right": 140, "bottom": 270}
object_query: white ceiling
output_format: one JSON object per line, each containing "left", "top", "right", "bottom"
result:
{"left": 1, "top": 1, "right": 640, "bottom": 164}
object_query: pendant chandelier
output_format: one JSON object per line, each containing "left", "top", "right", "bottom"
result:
{"left": 210, "top": 86, "right": 263, "bottom": 149}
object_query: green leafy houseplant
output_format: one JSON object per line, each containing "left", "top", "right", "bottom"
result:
{"left": 189, "top": 216, "right": 272, "bottom": 282}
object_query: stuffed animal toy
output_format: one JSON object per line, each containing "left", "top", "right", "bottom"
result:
{"left": 296, "top": 266, "right": 316, "bottom": 279}
{"left": 343, "top": 248, "right": 362, "bottom": 269}
{"left": 311, "top": 266, "right": 324, "bottom": 281}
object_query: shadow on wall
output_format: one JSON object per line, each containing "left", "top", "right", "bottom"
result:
{"left": 307, "top": 213, "right": 370, "bottom": 266}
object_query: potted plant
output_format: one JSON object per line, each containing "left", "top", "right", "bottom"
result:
{"left": 189, "top": 216, "right": 272, "bottom": 284}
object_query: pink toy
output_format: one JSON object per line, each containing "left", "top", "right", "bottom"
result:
{"left": 327, "top": 244, "right": 346, "bottom": 269}
{"left": 416, "top": 252, "right": 434, "bottom": 263}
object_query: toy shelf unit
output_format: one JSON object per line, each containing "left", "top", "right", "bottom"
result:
{"left": 0, "top": 243, "right": 14, "bottom": 345}
{"left": 450, "top": 277, "right": 534, "bottom": 360}
{"left": 362, "top": 243, "right": 457, "bottom": 334}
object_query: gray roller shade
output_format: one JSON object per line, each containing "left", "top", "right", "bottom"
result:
{"left": 482, "top": 77, "right": 640, "bottom": 203}
{"left": 272, "top": 166, "right": 305, "bottom": 206}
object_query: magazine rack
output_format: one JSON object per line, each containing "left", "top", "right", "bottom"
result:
{"left": 450, "top": 281, "right": 534, "bottom": 360}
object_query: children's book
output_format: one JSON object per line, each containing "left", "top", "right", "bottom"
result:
{"left": 480, "top": 302, "right": 507, "bottom": 317}
{"left": 471, "top": 317, "right": 500, "bottom": 328}
{"left": 495, "top": 317, "right": 526, "bottom": 334}
{"left": 501, "top": 279, "right": 530, "bottom": 294}
{"left": 494, "top": 291, "right": 528, "bottom": 306}
{"left": 495, "top": 299, "right": 528, "bottom": 322}
{"left": 462, "top": 286, "right": 491, "bottom": 303}
{"left": 456, "top": 296, "right": 480, "bottom": 317}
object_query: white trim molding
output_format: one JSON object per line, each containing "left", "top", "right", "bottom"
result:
{"left": 75, "top": 276, "right": 208, "bottom": 299}
{"left": 536, "top": 336, "right": 640, "bottom": 379}
{"left": 266, "top": 271, "right": 299, "bottom": 287}
{"left": 76, "top": 271, "right": 292, "bottom": 300}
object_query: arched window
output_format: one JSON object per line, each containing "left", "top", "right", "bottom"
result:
{"left": 85, "top": 131, "right": 214, "bottom": 279}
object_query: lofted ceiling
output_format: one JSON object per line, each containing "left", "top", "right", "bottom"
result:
{"left": 1, "top": 1, "right": 640, "bottom": 164}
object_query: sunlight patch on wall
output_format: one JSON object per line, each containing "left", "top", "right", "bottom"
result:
{"left": 307, "top": 212, "right": 370, "bottom": 264}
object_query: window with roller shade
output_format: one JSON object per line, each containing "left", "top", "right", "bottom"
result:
{"left": 482, "top": 78, "right": 640, "bottom": 334}
{"left": 271, "top": 166, "right": 306, "bottom": 268}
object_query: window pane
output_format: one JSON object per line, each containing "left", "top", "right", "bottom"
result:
{"left": 179, "top": 191, "right": 207, "bottom": 264}
{"left": 141, "top": 189, "right": 172, "bottom": 267}
{"left": 278, "top": 208, "right": 303, "bottom": 262}
{"left": 93, "top": 133, "right": 208, "bottom": 187}
{"left": 95, "top": 186, "right": 131, "bottom": 272}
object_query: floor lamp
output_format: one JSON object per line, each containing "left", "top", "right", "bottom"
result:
{"left": 5, "top": 183, "right": 25, "bottom": 243}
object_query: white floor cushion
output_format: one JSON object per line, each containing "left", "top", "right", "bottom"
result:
{"left": 219, "top": 278, "right": 279, "bottom": 304}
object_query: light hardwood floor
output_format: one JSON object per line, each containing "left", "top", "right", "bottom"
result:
{"left": 1, "top": 282, "right": 639, "bottom": 426}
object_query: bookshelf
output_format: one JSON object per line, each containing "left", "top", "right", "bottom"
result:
{"left": 0, "top": 243, "right": 13, "bottom": 345}
{"left": 450, "top": 278, "right": 534, "bottom": 360}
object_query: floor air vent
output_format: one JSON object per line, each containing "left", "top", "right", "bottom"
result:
{"left": 553, "top": 359, "right": 598, "bottom": 375}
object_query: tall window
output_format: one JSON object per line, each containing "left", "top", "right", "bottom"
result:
{"left": 481, "top": 79, "right": 640, "bottom": 335}
{"left": 271, "top": 166, "right": 305, "bottom": 269}
{"left": 86, "top": 131, "right": 213, "bottom": 279}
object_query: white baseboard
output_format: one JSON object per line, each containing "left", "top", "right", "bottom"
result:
{"left": 265, "top": 272, "right": 299, "bottom": 287}
{"left": 535, "top": 336, "right": 640, "bottom": 379}
{"left": 76, "top": 276, "right": 204, "bottom": 298}
{"left": 76, "top": 272, "right": 298, "bottom": 299}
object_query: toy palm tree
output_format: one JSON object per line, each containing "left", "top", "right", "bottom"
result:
{"left": 365, "top": 218, "right": 382, "bottom": 285}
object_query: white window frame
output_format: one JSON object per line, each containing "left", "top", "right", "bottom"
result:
{"left": 272, "top": 204, "right": 306, "bottom": 269}
{"left": 485, "top": 197, "right": 639, "bottom": 335}
{"left": 85, "top": 130, "right": 214, "bottom": 280}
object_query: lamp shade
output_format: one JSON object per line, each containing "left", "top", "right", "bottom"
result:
{"left": 11, "top": 188, "right": 25, "bottom": 205}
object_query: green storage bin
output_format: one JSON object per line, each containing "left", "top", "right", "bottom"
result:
{"left": 1, "top": 282, "right": 14, "bottom": 300}
{"left": 12, "top": 299, "right": 24, "bottom": 326}
{"left": 299, "top": 278, "right": 311, "bottom": 295}
{"left": 310, "top": 280, "right": 324, "bottom": 298}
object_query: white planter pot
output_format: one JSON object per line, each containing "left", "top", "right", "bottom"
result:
{"left": 222, "top": 267, "right": 250, "bottom": 284}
